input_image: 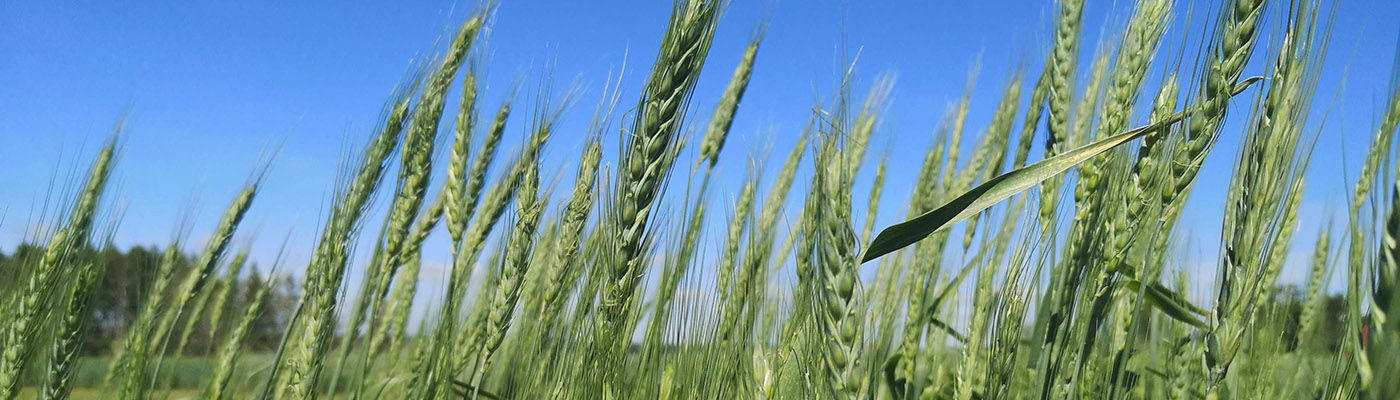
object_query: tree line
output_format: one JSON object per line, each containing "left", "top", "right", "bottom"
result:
{"left": 0, "top": 243, "right": 297, "bottom": 356}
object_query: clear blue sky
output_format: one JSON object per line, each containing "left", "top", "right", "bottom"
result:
{"left": 3, "top": 0, "right": 1399, "bottom": 296}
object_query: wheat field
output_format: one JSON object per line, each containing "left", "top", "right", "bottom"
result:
{"left": 2, "top": 0, "right": 1399, "bottom": 399}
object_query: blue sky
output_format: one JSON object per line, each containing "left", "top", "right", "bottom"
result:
{"left": 3, "top": 0, "right": 1400, "bottom": 298}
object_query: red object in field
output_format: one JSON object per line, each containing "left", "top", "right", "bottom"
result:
{"left": 1362, "top": 322, "right": 1370, "bottom": 348}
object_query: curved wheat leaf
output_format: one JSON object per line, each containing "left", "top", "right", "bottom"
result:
{"left": 1123, "top": 278, "right": 1209, "bottom": 329}
{"left": 861, "top": 76, "right": 1262, "bottom": 263}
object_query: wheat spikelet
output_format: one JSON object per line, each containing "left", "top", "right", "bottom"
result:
{"left": 40, "top": 261, "right": 98, "bottom": 400}
{"left": 471, "top": 162, "right": 544, "bottom": 392}
{"left": 2, "top": 136, "right": 116, "bottom": 400}
{"left": 203, "top": 278, "right": 272, "bottom": 400}
{"left": 597, "top": 1, "right": 721, "bottom": 378}
{"left": 539, "top": 139, "right": 602, "bottom": 324}
{"left": 717, "top": 178, "right": 759, "bottom": 308}
{"left": 807, "top": 127, "right": 863, "bottom": 399}
{"left": 700, "top": 31, "right": 764, "bottom": 168}
{"left": 1162, "top": 0, "right": 1266, "bottom": 221}
{"left": 284, "top": 88, "right": 413, "bottom": 399}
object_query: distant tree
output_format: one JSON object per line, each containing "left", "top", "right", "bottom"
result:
{"left": 0, "top": 243, "right": 300, "bottom": 356}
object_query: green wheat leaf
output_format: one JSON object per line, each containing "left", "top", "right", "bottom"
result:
{"left": 862, "top": 76, "right": 1262, "bottom": 263}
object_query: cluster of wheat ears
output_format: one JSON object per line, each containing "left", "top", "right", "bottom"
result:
{"left": 3, "top": 0, "right": 1399, "bottom": 399}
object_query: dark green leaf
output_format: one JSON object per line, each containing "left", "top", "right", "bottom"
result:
{"left": 861, "top": 77, "right": 1262, "bottom": 263}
